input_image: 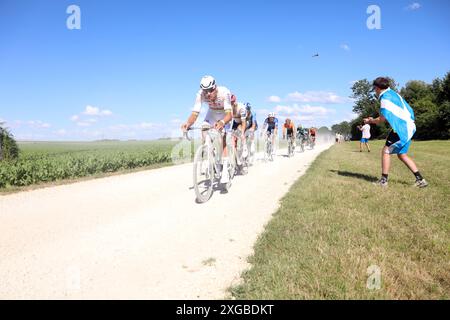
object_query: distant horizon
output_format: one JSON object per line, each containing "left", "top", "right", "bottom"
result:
{"left": 1, "top": 0, "right": 449, "bottom": 141}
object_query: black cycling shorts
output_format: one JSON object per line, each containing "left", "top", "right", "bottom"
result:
{"left": 385, "top": 130, "right": 400, "bottom": 147}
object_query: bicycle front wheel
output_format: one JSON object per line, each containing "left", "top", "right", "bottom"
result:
{"left": 224, "top": 142, "right": 237, "bottom": 191}
{"left": 193, "top": 144, "right": 214, "bottom": 203}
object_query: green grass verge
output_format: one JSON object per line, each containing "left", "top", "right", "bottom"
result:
{"left": 231, "top": 140, "right": 450, "bottom": 300}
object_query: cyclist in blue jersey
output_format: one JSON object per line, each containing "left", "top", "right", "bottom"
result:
{"left": 262, "top": 112, "right": 278, "bottom": 152}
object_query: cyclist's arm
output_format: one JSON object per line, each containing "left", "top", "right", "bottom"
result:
{"left": 183, "top": 91, "right": 203, "bottom": 130}
{"left": 240, "top": 108, "right": 247, "bottom": 134}
{"left": 282, "top": 125, "right": 286, "bottom": 138}
{"left": 222, "top": 111, "right": 232, "bottom": 125}
{"left": 251, "top": 112, "right": 257, "bottom": 131}
{"left": 185, "top": 112, "right": 199, "bottom": 129}
{"left": 241, "top": 120, "right": 247, "bottom": 135}
{"left": 261, "top": 120, "right": 268, "bottom": 135}
{"left": 221, "top": 93, "right": 233, "bottom": 125}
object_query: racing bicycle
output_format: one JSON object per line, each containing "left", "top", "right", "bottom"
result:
{"left": 184, "top": 125, "right": 236, "bottom": 203}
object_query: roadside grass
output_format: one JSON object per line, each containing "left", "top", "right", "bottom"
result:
{"left": 231, "top": 140, "right": 450, "bottom": 300}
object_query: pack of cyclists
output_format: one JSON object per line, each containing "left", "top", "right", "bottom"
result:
{"left": 181, "top": 75, "right": 319, "bottom": 182}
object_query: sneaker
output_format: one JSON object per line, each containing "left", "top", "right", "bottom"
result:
{"left": 414, "top": 179, "right": 428, "bottom": 188}
{"left": 373, "top": 179, "right": 388, "bottom": 187}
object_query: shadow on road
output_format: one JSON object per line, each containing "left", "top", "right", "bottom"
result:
{"left": 329, "top": 170, "right": 378, "bottom": 183}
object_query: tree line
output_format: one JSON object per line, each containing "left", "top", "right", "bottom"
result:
{"left": 332, "top": 71, "right": 450, "bottom": 140}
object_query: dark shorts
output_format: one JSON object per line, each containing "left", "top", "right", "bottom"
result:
{"left": 360, "top": 138, "right": 369, "bottom": 143}
{"left": 232, "top": 121, "right": 242, "bottom": 131}
{"left": 385, "top": 131, "right": 411, "bottom": 155}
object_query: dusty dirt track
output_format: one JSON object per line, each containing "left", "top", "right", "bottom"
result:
{"left": 0, "top": 143, "right": 332, "bottom": 299}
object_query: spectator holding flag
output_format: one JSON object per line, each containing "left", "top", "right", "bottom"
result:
{"left": 368, "top": 77, "right": 428, "bottom": 188}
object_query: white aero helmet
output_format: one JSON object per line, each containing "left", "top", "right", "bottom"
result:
{"left": 268, "top": 112, "right": 275, "bottom": 118}
{"left": 200, "top": 75, "right": 216, "bottom": 90}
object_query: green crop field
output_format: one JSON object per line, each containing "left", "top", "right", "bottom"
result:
{"left": 0, "top": 140, "right": 185, "bottom": 190}
{"left": 0, "top": 136, "right": 291, "bottom": 191}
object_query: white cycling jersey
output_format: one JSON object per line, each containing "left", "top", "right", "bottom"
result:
{"left": 193, "top": 86, "right": 232, "bottom": 114}
{"left": 193, "top": 86, "right": 233, "bottom": 129}
{"left": 232, "top": 102, "right": 247, "bottom": 125}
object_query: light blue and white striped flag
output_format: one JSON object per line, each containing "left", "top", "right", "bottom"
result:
{"left": 379, "top": 88, "right": 416, "bottom": 145}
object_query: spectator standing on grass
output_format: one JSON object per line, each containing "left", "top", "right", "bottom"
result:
{"left": 368, "top": 77, "right": 428, "bottom": 188}
{"left": 357, "top": 119, "right": 371, "bottom": 152}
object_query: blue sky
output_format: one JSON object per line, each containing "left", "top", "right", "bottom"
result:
{"left": 1, "top": 0, "right": 449, "bottom": 141}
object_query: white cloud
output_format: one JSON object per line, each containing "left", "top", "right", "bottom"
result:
{"left": 267, "top": 95, "right": 282, "bottom": 103}
{"left": 27, "top": 120, "right": 51, "bottom": 129}
{"left": 55, "top": 129, "right": 67, "bottom": 135}
{"left": 275, "top": 104, "right": 335, "bottom": 117}
{"left": 138, "top": 122, "right": 156, "bottom": 130}
{"left": 82, "top": 105, "right": 113, "bottom": 117}
{"left": 256, "top": 108, "right": 271, "bottom": 117}
{"left": 286, "top": 91, "right": 351, "bottom": 104}
{"left": 340, "top": 44, "right": 350, "bottom": 51}
{"left": 101, "top": 110, "right": 113, "bottom": 116}
{"left": 76, "top": 122, "right": 92, "bottom": 127}
{"left": 70, "top": 105, "right": 113, "bottom": 129}
{"left": 406, "top": 2, "right": 421, "bottom": 10}
{"left": 170, "top": 119, "right": 182, "bottom": 125}
{"left": 269, "top": 104, "right": 337, "bottom": 127}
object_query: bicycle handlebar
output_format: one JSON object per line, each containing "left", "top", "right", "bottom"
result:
{"left": 183, "top": 126, "right": 222, "bottom": 141}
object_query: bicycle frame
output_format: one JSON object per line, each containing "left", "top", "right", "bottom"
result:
{"left": 264, "top": 132, "right": 274, "bottom": 161}
{"left": 185, "top": 126, "right": 224, "bottom": 171}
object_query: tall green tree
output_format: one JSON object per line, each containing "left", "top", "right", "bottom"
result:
{"left": 331, "top": 121, "right": 351, "bottom": 135}
{"left": 400, "top": 80, "right": 434, "bottom": 105}
{"left": 434, "top": 72, "right": 450, "bottom": 139}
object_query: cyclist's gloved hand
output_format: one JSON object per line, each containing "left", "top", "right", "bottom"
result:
{"left": 181, "top": 123, "right": 189, "bottom": 132}
{"left": 214, "top": 121, "right": 224, "bottom": 130}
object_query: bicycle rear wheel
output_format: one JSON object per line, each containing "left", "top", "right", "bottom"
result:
{"left": 236, "top": 138, "right": 248, "bottom": 175}
{"left": 268, "top": 141, "right": 274, "bottom": 161}
{"left": 288, "top": 140, "right": 293, "bottom": 157}
{"left": 193, "top": 144, "right": 214, "bottom": 203}
{"left": 224, "top": 142, "right": 237, "bottom": 191}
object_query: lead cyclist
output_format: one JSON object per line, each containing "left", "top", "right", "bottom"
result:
{"left": 181, "top": 75, "right": 233, "bottom": 183}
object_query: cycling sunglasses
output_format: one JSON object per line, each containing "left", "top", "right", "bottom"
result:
{"left": 203, "top": 87, "right": 216, "bottom": 94}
